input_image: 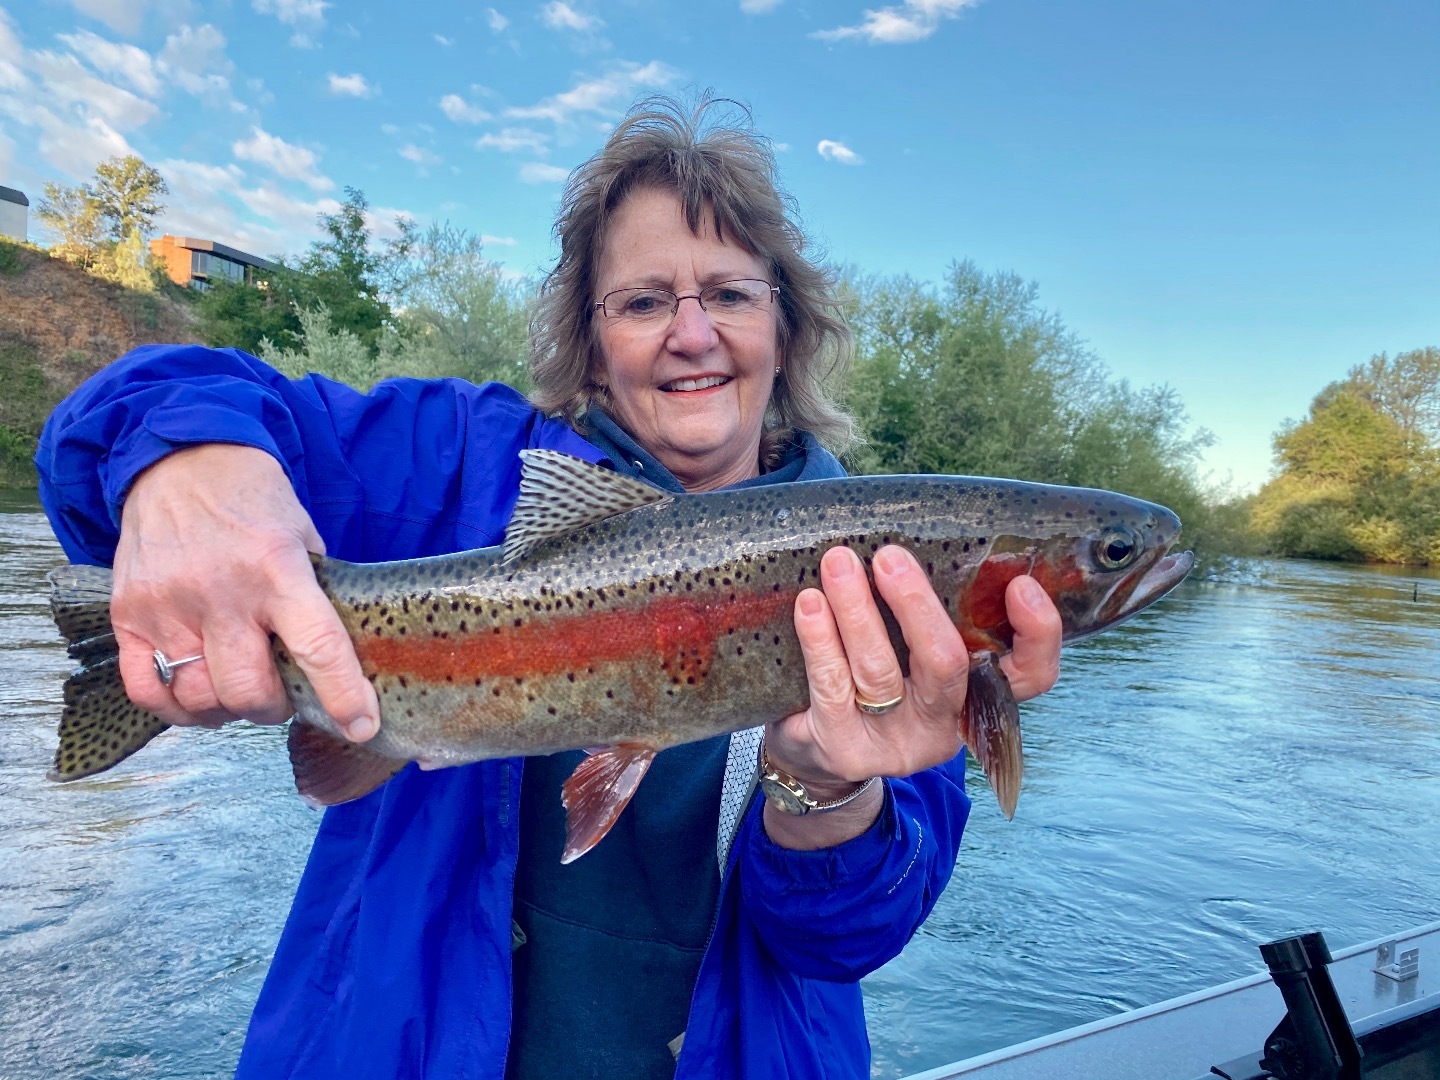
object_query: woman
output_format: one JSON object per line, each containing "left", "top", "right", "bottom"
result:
{"left": 37, "top": 96, "right": 1062, "bottom": 1079}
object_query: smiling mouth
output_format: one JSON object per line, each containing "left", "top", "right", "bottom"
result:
{"left": 661, "top": 375, "right": 731, "bottom": 392}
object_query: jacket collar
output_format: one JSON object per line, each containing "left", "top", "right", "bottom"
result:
{"left": 580, "top": 409, "right": 846, "bottom": 492}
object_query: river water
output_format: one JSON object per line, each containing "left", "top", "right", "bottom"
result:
{"left": 1, "top": 494, "right": 1437, "bottom": 1079}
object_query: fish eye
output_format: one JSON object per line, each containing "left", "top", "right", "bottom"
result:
{"left": 1094, "top": 525, "right": 1141, "bottom": 571}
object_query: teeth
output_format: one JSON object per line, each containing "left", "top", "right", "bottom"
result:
{"left": 663, "top": 376, "right": 729, "bottom": 392}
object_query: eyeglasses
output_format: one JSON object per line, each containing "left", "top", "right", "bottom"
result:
{"left": 595, "top": 279, "right": 780, "bottom": 325}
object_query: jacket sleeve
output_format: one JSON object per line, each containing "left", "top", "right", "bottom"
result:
{"left": 735, "top": 750, "right": 972, "bottom": 982}
{"left": 36, "top": 343, "right": 582, "bottom": 566}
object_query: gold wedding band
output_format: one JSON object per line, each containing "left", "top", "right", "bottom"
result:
{"left": 854, "top": 691, "right": 904, "bottom": 716}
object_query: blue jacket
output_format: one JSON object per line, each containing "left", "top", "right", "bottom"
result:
{"left": 37, "top": 344, "right": 973, "bottom": 1079}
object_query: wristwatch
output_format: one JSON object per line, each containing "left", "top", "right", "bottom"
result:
{"left": 758, "top": 743, "right": 880, "bottom": 815}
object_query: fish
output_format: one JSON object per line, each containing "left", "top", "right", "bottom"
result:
{"left": 46, "top": 450, "right": 1194, "bottom": 861}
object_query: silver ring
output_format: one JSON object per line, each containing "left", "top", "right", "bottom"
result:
{"left": 854, "top": 691, "right": 904, "bottom": 716}
{"left": 154, "top": 649, "right": 204, "bottom": 688}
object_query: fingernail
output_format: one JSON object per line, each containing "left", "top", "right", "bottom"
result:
{"left": 875, "top": 547, "right": 907, "bottom": 576}
{"left": 798, "top": 590, "right": 823, "bottom": 617}
{"left": 829, "top": 549, "right": 856, "bottom": 578}
{"left": 344, "top": 714, "right": 378, "bottom": 741}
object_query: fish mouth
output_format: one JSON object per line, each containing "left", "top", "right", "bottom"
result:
{"left": 1100, "top": 549, "right": 1195, "bottom": 626}
{"left": 660, "top": 374, "right": 731, "bottom": 393}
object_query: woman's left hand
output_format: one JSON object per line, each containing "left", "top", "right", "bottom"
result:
{"left": 763, "top": 544, "right": 1062, "bottom": 844}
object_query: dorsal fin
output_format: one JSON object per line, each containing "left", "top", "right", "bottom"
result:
{"left": 503, "top": 450, "right": 671, "bottom": 564}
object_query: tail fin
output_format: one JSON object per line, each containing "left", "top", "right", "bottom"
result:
{"left": 47, "top": 565, "right": 169, "bottom": 782}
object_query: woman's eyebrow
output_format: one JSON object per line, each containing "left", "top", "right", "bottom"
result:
{"left": 611, "top": 269, "right": 761, "bottom": 290}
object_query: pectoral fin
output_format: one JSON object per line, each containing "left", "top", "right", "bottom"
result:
{"left": 560, "top": 743, "right": 657, "bottom": 863}
{"left": 961, "top": 652, "right": 1024, "bottom": 819}
{"left": 288, "top": 720, "right": 405, "bottom": 806}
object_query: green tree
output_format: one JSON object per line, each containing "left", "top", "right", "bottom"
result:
{"left": 34, "top": 182, "right": 106, "bottom": 269}
{"left": 194, "top": 275, "right": 304, "bottom": 355}
{"left": 194, "top": 187, "right": 413, "bottom": 356}
{"left": 1272, "top": 385, "right": 1411, "bottom": 484}
{"left": 1254, "top": 371, "right": 1440, "bottom": 564}
{"left": 91, "top": 156, "right": 169, "bottom": 242}
{"left": 844, "top": 262, "right": 1241, "bottom": 560}
{"left": 293, "top": 187, "right": 409, "bottom": 354}
{"left": 1346, "top": 347, "right": 1440, "bottom": 447}
{"left": 388, "top": 222, "right": 532, "bottom": 388}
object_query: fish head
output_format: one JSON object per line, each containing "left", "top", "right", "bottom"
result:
{"left": 1028, "top": 493, "right": 1195, "bottom": 644}
{"left": 956, "top": 488, "right": 1193, "bottom": 654}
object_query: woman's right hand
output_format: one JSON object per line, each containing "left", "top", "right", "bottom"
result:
{"left": 111, "top": 444, "right": 380, "bottom": 741}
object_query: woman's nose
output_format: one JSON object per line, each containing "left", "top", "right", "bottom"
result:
{"left": 666, "top": 295, "right": 719, "bottom": 352}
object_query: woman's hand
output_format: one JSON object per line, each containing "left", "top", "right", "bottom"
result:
{"left": 111, "top": 444, "right": 380, "bottom": 740}
{"left": 763, "top": 544, "right": 1062, "bottom": 848}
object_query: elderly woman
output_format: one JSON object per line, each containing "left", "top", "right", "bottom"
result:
{"left": 37, "top": 97, "right": 1061, "bottom": 1080}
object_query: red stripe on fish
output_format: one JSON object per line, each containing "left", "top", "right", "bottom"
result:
{"left": 355, "top": 588, "right": 795, "bottom": 686}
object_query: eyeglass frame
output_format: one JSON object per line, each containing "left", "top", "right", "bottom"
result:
{"left": 592, "top": 278, "right": 781, "bottom": 322}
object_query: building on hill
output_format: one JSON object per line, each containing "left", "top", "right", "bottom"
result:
{"left": 150, "top": 234, "right": 278, "bottom": 290}
{"left": 0, "top": 186, "right": 28, "bottom": 242}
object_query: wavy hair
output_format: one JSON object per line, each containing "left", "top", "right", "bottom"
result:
{"left": 529, "top": 92, "right": 855, "bottom": 465}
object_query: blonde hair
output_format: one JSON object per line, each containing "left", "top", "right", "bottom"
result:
{"left": 529, "top": 92, "right": 855, "bottom": 465}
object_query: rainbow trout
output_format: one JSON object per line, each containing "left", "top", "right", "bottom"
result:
{"left": 47, "top": 451, "right": 1194, "bottom": 861}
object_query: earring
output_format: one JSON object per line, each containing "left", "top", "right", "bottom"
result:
{"left": 774, "top": 366, "right": 781, "bottom": 375}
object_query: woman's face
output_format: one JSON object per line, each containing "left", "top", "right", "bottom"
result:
{"left": 593, "top": 187, "right": 780, "bottom": 492}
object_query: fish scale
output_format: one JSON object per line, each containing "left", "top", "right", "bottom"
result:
{"left": 47, "top": 451, "right": 1195, "bottom": 863}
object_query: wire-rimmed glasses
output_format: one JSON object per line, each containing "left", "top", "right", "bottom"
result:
{"left": 595, "top": 279, "right": 780, "bottom": 326}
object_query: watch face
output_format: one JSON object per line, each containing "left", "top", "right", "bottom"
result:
{"left": 760, "top": 775, "right": 812, "bottom": 815}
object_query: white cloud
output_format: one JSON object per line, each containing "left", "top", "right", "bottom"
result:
{"left": 158, "top": 24, "right": 236, "bottom": 104}
{"left": 235, "top": 183, "right": 339, "bottom": 238}
{"left": 440, "top": 93, "right": 492, "bottom": 124}
{"left": 58, "top": 30, "right": 160, "bottom": 97}
{"left": 253, "top": 0, "right": 328, "bottom": 25}
{"left": 31, "top": 50, "right": 159, "bottom": 130}
{"left": 232, "top": 126, "right": 333, "bottom": 191}
{"left": 0, "top": 127, "right": 14, "bottom": 181}
{"left": 485, "top": 8, "right": 509, "bottom": 32}
{"left": 154, "top": 157, "right": 290, "bottom": 253}
{"left": 399, "top": 144, "right": 439, "bottom": 166}
{"left": 328, "top": 72, "right": 376, "bottom": 98}
{"left": 475, "top": 127, "right": 548, "bottom": 154}
{"left": 817, "top": 139, "right": 862, "bottom": 165}
{"left": 481, "top": 234, "right": 516, "bottom": 247}
{"left": 519, "top": 161, "right": 568, "bottom": 184}
{"left": 740, "top": 0, "right": 783, "bottom": 11}
{"left": 434, "top": 34, "right": 453, "bottom": 46}
{"left": 506, "top": 61, "right": 676, "bottom": 125}
{"left": 65, "top": 0, "right": 151, "bottom": 37}
{"left": 34, "top": 106, "right": 137, "bottom": 178}
{"left": 253, "top": 0, "right": 327, "bottom": 44}
{"left": 815, "top": 0, "right": 980, "bottom": 43}
{"left": 54, "top": 24, "right": 236, "bottom": 109}
{"left": 0, "top": 14, "right": 144, "bottom": 184}
{"left": 540, "top": 2, "right": 601, "bottom": 31}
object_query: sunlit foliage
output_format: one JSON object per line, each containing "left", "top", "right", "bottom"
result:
{"left": 844, "top": 263, "right": 1250, "bottom": 560}
{"left": 1253, "top": 350, "right": 1440, "bottom": 564}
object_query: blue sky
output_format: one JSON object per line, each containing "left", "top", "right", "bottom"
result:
{"left": 1, "top": 0, "right": 1436, "bottom": 491}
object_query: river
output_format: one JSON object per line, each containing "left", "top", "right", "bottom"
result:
{"left": 1, "top": 494, "right": 1437, "bottom": 1079}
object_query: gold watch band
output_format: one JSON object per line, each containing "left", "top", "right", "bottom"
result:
{"left": 758, "top": 741, "right": 881, "bottom": 815}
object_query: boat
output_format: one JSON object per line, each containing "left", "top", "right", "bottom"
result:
{"left": 898, "top": 920, "right": 1439, "bottom": 1079}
